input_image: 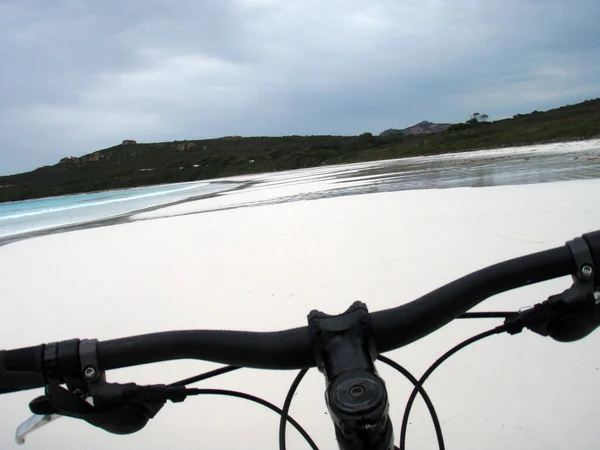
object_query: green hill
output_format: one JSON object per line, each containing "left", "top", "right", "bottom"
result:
{"left": 1, "top": 98, "right": 599, "bottom": 203}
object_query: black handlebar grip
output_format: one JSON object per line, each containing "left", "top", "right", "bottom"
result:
{"left": 0, "top": 345, "right": 47, "bottom": 394}
{"left": 583, "top": 230, "right": 600, "bottom": 285}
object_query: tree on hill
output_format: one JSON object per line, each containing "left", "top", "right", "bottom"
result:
{"left": 467, "top": 112, "right": 489, "bottom": 124}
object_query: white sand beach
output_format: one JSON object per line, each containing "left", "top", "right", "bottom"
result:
{"left": 1, "top": 156, "right": 600, "bottom": 448}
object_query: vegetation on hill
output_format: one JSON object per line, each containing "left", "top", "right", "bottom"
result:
{"left": 1, "top": 98, "right": 599, "bottom": 203}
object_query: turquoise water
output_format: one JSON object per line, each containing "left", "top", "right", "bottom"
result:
{"left": 0, "top": 182, "right": 237, "bottom": 238}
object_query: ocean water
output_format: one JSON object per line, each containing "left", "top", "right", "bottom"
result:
{"left": 0, "top": 181, "right": 237, "bottom": 238}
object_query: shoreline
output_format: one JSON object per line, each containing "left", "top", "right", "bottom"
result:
{"left": 0, "top": 181, "right": 254, "bottom": 247}
{"left": 2, "top": 138, "right": 600, "bottom": 247}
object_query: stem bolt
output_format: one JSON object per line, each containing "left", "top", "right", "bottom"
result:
{"left": 349, "top": 385, "right": 365, "bottom": 397}
{"left": 582, "top": 265, "right": 594, "bottom": 278}
{"left": 84, "top": 366, "right": 96, "bottom": 379}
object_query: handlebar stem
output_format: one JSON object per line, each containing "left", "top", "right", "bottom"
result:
{"left": 308, "top": 302, "right": 394, "bottom": 450}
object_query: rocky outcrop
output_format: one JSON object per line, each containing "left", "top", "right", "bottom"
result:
{"left": 174, "top": 142, "right": 197, "bottom": 152}
{"left": 380, "top": 121, "right": 451, "bottom": 136}
{"left": 82, "top": 152, "right": 111, "bottom": 162}
{"left": 59, "top": 151, "right": 112, "bottom": 166}
{"left": 87, "top": 152, "right": 101, "bottom": 162}
{"left": 59, "top": 156, "right": 81, "bottom": 165}
{"left": 122, "top": 140, "right": 137, "bottom": 145}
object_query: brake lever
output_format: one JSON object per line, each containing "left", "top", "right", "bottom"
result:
{"left": 505, "top": 237, "right": 600, "bottom": 341}
{"left": 15, "top": 414, "right": 60, "bottom": 445}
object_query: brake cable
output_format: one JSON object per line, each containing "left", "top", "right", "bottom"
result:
{"left": 459, "top": 311, "right": 518, "bottom": 319}
{"left": 377, "top": 355, "right": 445, "bottom": 450}
{"left": 278, "top": 369, "right": 309, "bottom": 450}
{"left": 185, "top": 388, "right": 320, "bottom": 450}
{"left": 172, "top": 366, "right": 319, "bottom": 449}
{"left": 169, "top": 365, "right": 241, "bottom": 387}
{"left": 398, "top": 324, "right": 508, "bottom": 450}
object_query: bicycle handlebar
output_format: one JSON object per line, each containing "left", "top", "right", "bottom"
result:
{"left": 2, "top": 231, "right": 599, "bottom": 394}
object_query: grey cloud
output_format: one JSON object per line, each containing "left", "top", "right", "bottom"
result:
{"left": 1, "top": 0, "right": 599, "bottom": 175}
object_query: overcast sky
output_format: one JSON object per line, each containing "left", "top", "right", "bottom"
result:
{"left": 1, "top": 0, "right": 599, "bottom": 175}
